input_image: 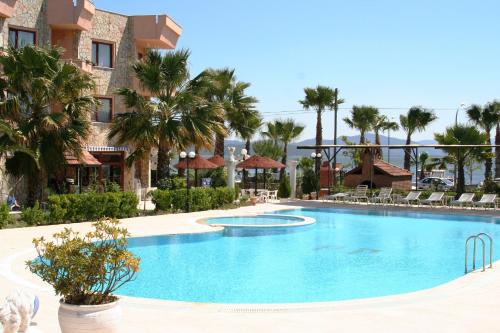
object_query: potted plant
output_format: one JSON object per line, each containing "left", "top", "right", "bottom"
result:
{"left": 27, "top": 219, "right": 140, "bottom": 333}
{"left": 249, "top": 196, "right": 258, "bottom": 205}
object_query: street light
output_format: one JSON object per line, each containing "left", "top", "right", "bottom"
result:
{"left": 455, "top": 102, "right": 467, "bottom": 126}
{"left": 180, "top": 151, "right": 196, "bottom": 212}
{"left": 311, "top": 152, "right": 322, "bottom": 199}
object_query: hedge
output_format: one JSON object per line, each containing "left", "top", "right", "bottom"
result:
{"left": 151, "top": 187, "right": 236, "bottom": 212}
{"left": 47, "top": 192, "right": 139, "bottom": 224}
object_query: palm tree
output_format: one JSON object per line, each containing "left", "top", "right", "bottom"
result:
{"left": 466, "top": 103, "right": 498, "bottom": 181}
{"left": 400, "top": 107, "right": 437, "bottom": 170}
{"left": 261, "top": 121, "right": 280, "bottom": 145}
{"left": 252, "top": 140, "right": 282, "bottom": 160}
{"left": 434, "top": 125, "right": 488, "bottom": 195}
{"left": 411, "top": 152, "right": 431, "bottom": 179}
{"left": 201, "top": 68, "right": 258, "bottom": 157}
{"left": 490, "top": 101, "right": 500, "bottom": 179}
{"left": 273, "top": 119, "right": 305, "bottom": 180}
{"left": 299, "top": 86, "right": 343, "bottom": 170}
{"left": 0, "top": 45, "right": 96, "bottom": 205}
{"left": 343, "top": 106, "right": 379, "bottom": 144}
{"left": 109, "top": 50, "right": 226, "bottom": 180}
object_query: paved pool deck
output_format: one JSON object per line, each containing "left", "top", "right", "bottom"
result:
{"left": 1, "top": 201, "right": 499, "bottom": 333}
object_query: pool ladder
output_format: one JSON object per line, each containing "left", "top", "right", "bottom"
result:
{"left": 464, "top": 233, "right": 493, "bottom": 274}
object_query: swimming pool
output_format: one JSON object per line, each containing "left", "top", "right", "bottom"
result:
{"left": 118, "top": 208, "right": 500, "bottom": 304}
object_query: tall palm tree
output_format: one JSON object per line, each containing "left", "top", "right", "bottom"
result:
{"left": 434, "top": 125, "right": 488, "bottom": 195}
{"left": 400, "top": 107, "right": 437, "bottom": 170}
{"left": 201, "top": 68, "right": 258, "bottom": 157}
{"left": 343, "top": 106, "right": 379, "bottom": 144}
{"left": 109, "top": 50, "right": 226, "bottom": 180}
{"left": 299, "top": 86, "right": 343, "bottom": 170}
{"left": 252, "top": 140, "right": 283, "bottom": 160}
{"left": 490, "top": 101, "right": 500, "bottom": 179}
{"left": 0, "top": 45, "right": 96, "bottom": 205}
{"left": 466, "top": 103, "right": 498, "bottom": 181}
{"left": 261, "top": 121, "right": 280, "bottom": 145}
{"left": 272, "top": 119, "right": 305, "bottom": 180}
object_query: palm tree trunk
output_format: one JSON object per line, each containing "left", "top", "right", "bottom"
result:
{"left": 495, "top": 124, "right": 500, "bottom": 179}
{"left": 280, "top": 144, "right": 288, "bottom": 181}
{"left": 374, "top": 130, "right": 382, "bottom": 158}
{"left": 484, "top": 130, "right": 492, "bottom": 181}
{"left": 27, "top": 169, "right": 44, "bottom": 207}
{"left": 404, "top": 134, "right": 412, "bottom": 171}
{"left": 315, "top": 110, "right": 322, "bottom": 171}
{"left": 157, "top": 141, "right": 171, "bottom": 180}
{"left": 457, "top": 157, "right": 465, "bottom": 196}
{"left": 214, "top": 133, "right": 225, "bottom": 157}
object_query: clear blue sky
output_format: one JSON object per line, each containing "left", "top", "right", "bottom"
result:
{"left": 97, "top": 0, "right": 500, "bottom": 141}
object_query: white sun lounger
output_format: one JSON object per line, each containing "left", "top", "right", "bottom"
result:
{"left": 370, "top": 187, "right": 393, "bottom": 204}
{"left": 473, "top": 194, "right": 497, "bottom": 209}
{"left": 450, "top": 193, "right": 475, "bottom": 208}
{"left": 421, "top": 192, "right": 445, "bottom": 206}
{"left": 396, "top": 191, "right": 421, "bottom": 205}
{"left": 347, "top": 185, "right": 369, "bottom": 203}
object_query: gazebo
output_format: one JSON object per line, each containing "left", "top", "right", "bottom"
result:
{"left": 207, "top": 155, "right": 225, "bottom": 168}
{"left": 175, "top": 155, "right": 218, "bottom": 186}
{"left": 236, "top": 155, "right": 285, "bottom": 192}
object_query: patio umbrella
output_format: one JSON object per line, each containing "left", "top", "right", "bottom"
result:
{"left": 175, "top": 155, "right": 218, "bottom": 186}
{"left": 207, "top": 155, "right": 225, "bottom": 168}
{"left": 236, "top": 155, "right": 285, "bottom": 192}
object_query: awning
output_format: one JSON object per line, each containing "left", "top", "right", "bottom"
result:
{"left": 64, "top": 151, "right": 101, "bottom": 166}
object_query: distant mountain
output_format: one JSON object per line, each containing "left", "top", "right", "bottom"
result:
{"left": 295, "top": 134, "right": 436, "bottom": 146}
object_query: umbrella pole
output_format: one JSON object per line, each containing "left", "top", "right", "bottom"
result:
{"left": 264, "top": 169, "right": 267, "bottom": 190}
{"left": 195, "top": 169, "right": 198, "bottom": 187}
{"left": 255, "top": 168, "right": 258, "bottom": 193}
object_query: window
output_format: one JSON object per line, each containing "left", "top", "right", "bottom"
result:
{"left": 8, "top": 28, "right": 36, "bottom": 49}
{"left": 92, "top": 98, "right": 112, "bottom": 123}
{"left": 92, "top": 41, "right": 113, "bottom": 68}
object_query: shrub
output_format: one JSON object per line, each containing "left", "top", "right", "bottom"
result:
{"left": 0, "top": 203, "right": 12, "bottom": 228}
{"left": 301, "top": 169, "right": 318, "bottom": 195}
{"left": 151, "top": 187, "right": 235, "bottom": 213}
{"left": 27, "top": 219, "right": 140, "bottom": 305}
{"left": 47, "top": 192, "right": 139, "bottom": 224}
{"left": 278, "top": 176, "right": 291, "bottom": 198}
{"left": 157, "top": 177, "right": 186, "bottom": 191}
{"left": 21, "top": 201, "right": 46, "bottom": 226}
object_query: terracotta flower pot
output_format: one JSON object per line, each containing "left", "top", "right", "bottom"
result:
{"left": 58, "top": 299, "right": 122, "bottom": 333}
{"left": 249, "top": 197, "right": 258, "bottom": 205}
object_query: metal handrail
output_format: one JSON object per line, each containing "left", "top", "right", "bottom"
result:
{"left": 465, "top": 233, "right": 493, "bottom": 274}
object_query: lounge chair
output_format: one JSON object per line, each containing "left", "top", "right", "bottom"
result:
{"left": 450, "top": 193, "right": 475, "bottom": 208}
{"left": 370, "top": 187, "right": 393, "bottom": 204}
{"left": 473, "top": 194, "right": 497, "bottom": 209}
{"left": 347, "top": 185, "right": 369, "bottom": 203}
{"left": 421, "top": 192, "right": 445, "bottom": 206}
{"left": 395, "top": 191, "right": 421, "bottom": 205}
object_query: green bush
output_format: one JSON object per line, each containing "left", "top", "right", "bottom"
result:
{"left": 157, "top": 177, "right": 186, "bottom": 191}
{"left": 21, "top": 201, "right": 46, "bottom": 226}
{"left": 301, "top": 169, "right": 318, "bottom": 195}
{"left": 151, "top": 187, "right": 235, "bottom": 213}
{"left": 0, "top": 203, "right": 12, "bottom": 228}
{"left": 47, "top": 192, "right": 139, "bottom": 224}
{"left": 278, "top": 176, "right": 291, "bottom": 198}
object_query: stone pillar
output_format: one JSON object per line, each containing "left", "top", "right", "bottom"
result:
{"left": 226, "top": 147, "right": 236, "bottom": 189}
{"left": 287, "top": 160, "right": 298, "bottom": 199}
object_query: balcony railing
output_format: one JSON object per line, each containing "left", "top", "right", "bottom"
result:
{"left": 0, "top": 0, "right": 17, "bottom": 18}
{"left": 133, "top": 15, "right": 182, "bottom": 49}
{"left": 60, "top": 59, "right": 93, "bottom": 73}
{"left": 48, "top": 0, "right": 95, "bottom": 31}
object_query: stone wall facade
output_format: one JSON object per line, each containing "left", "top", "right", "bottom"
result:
{"left": 0, "top": 0, "right": 181, "bottom": 198}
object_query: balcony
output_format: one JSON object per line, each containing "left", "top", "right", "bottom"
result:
{"left": 0, "top": 0, "right": 17, "bottom": 18}
{"left": 48, "top": 0, "right": 95, "bottom": 31}
{"left": 60, "top": 59, "right": 93, "bottom": 73}
{"left": 133, "top": 15, "right": 182, "bottom": 50}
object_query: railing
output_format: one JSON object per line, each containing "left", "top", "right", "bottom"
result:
{"left": 465, "top": 233, "right": 493, "bottom": 274}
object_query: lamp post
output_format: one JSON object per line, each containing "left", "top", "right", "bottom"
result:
{"left": 180, "top": 151, "right": 196, "bottom": 212}
{"left": 311, "top": 152, "right": 322, "bottom": 199}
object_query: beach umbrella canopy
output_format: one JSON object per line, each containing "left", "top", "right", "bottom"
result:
{"left": 236, "top": 155, "right": 285, "bottom": 192}
{"left": 175, "top": 155, "right": 218, "bottom": 170}
{"left": 236, "top": 155, "right": 285, "bottom": 169}
{"left": 207, "top": 155, "right": 226, "bottom": 168}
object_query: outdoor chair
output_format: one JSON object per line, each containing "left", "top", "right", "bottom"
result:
{"left": 347, "top": 185, "right": 369, "bottom": 203}
{"left": 370, "top": 187, "right": 393, "bottom": 204}
{"left": 268, "top": 190, "right": 278, "bottom": 202}
{"left": 395, "top": 191, "right": 421, "bottom": 205}
{"left": 473, "top": 194, "right": 497, "bottom": 209}
{"left": 450, "top": 193, "right": 475, "bottom": 208}
{"left": 257, "top": 190, "right": 269, "bottom": 203}
{"left": 420, "top": 192, "right": 445, "bottom": 206}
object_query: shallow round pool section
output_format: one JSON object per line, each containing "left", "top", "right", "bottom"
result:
{"left": 118, "top": 208, "right": 500, "bottom": 304}
{"left": 202, "top": 214, "right": 315, "bottom": 228}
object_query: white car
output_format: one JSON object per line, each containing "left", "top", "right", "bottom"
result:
{"left": 417, "top": 177, "right": 454, "bottom": 190}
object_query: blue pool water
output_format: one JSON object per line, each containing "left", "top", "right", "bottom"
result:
{"left": 118, "top": 208, "right": 500, "bottom": 303}
{"left": 204, "top": 214, "right": 307, "bottom": 226}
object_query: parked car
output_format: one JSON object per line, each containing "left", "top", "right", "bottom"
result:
{"left": 417, "top": 177, "right": 454, "bottom": 190}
